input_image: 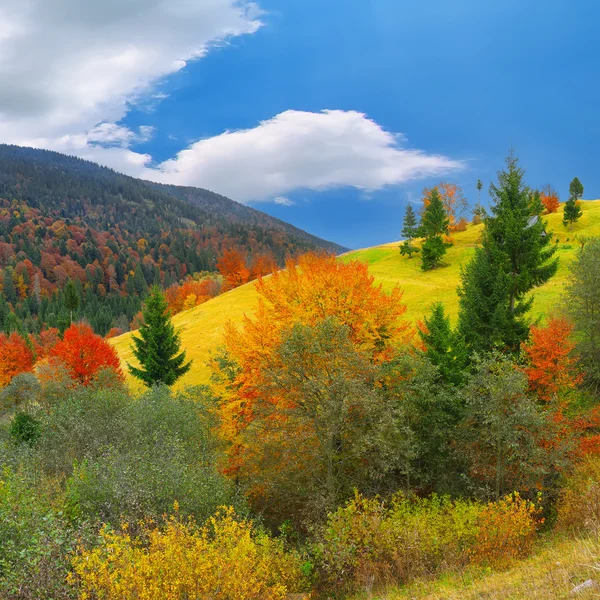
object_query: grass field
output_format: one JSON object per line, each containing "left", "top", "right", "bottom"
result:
{"left": 111, "top": 200, "right": 600, "bottom": 390}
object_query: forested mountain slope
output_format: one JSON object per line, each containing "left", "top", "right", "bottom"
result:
{"left": 113, "top": 200, "right": 600, "bottom": 388}
{"left": 0, "top": 145, "right": 344, "bottom": 334}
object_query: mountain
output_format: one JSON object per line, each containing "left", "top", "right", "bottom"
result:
{"left": 0, "top": 144, "right": 345, "bottom": 335}
{"left": 112, "top": 200, "right": 600, "bottom": 389}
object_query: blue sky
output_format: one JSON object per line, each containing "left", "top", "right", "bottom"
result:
{"left": 0, "top": 0, "right": 598, "bottom": 249}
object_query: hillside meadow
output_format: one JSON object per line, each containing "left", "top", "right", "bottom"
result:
{"left": 111, "top": 200, "right": 600, "bottom": 389}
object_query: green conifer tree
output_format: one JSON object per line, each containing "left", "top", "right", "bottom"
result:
{"left": 2, "top": 269, "right": 16, "bottom": 305}
{"left": 419, "top": 302, "right": 467, "bottom": 386}
{"left": 563, "top": 177, "right": 584, "bottom": 227}
{"left": 457, "top": 152, "right": 558, "bottom": 354}
{"left": 128, "top": 286, "right": 192, "bottom": 387}
{"left": 63, "top": 279, "right": 80, "bottom": 324}
{"left": 399, "top": 204, "right": 420, "bottom": 258}
{"left": 420, "top": 188, "right": 450, "bottom": 271}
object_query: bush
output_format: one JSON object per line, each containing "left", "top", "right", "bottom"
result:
{"left": 314, "top": 491, "right": 541, "bottom": 595}
{"left": 0, "top": 373, "right": 41, "bottom": 413}
{"left": 471, "top": 492, "right": 542, "bottom": 567}
{"left": 69, "top": 507, "right": 306, "bottom": 600}
{"left": 9, "top": 412, "right": 41, "bottom": 446}
{"left": 557, "top": 456, "right": 600, "bottom": 534}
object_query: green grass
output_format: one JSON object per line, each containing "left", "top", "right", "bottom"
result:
{"left": 111, "top": 200, "right": 600, "bottom": 390}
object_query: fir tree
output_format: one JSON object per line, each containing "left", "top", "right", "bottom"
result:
{"left": 420, "top": 187, "right": 450, "bottom": 271}
{"left": 476, "top": 179, "right": 483, "bottom": 203}
{"left": 457, "top": 152, "right": 558, "bottom": 354}
{"left": 419, "top": 302, "right": 467, "bottom": 386}
{"left": 128, "top": 286, "right": 191, "bottom": 387}
{"left": 564, "top": 177, "right": 584, "bottom": 227}
{"left": 2, "top": 269, "right": 16, "bottom": 305}
{"left": 63, "top": 279, "right": 80, "bottom": 324}
{"left": 399, "top": 204, "right": 420, "bottom": 258}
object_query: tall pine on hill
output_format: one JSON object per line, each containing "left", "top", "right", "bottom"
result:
{"left": 563, "top": 176, "right": 584, "bottom": 227}
{"left": 420, "top": 187, "right": 450, "bottom": 271}
{"left": 457, "top": 153, "right": 558, "bottom": 354}
{"left": 399, "top": 204, "right": 420, "bottom": 258}
{"left": 128, "top": 286, "right": 191, "bottom": 386}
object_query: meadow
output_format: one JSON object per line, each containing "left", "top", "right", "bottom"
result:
{"left": 112, "top": 200, "right": 600, "bottom": 389}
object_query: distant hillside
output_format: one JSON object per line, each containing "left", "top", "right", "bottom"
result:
{"left": 112, "top": 200, "right": 600, "bottom": 389}
{"left": 0, "top": 145, "right": 344, "bottom": 334}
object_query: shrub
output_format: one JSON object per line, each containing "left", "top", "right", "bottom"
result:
{"left": 471, "top": 492, "right": 542, "bottom": 567}
{"left": 9, "top": 412, "right": 41, "bottom": 446}
{"left": 0, "top": 373, "right": 41, "bottom": 413}
{"left": 314, "top": 491, "right": 541, "bottom": 595}
{"left": 557, "top": 456, "right": 600, "bottom": 534}
{"left": 69, "top": 507, "right": 306, "bottom": 600}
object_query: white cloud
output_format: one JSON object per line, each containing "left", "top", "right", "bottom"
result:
{"left": 143, "top": 110, "right": 464, "bottom": 201}
{"left": 0, "top": 0, "right": 261, "bottom": 148}
{"left": 273, "top": 196, "right": 295, "bottom": 206}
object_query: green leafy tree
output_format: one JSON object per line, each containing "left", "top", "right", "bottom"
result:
{"left": 569, "top": 176, "right": 584, "bottom": 201}
{"left": 128, "top": 286, "right": 191, "bottom": 387}
{"left": 63, "top": 280, "right": 80, "bottom": 324}
{"left": 563, "top": 177, "right": 584, "bottom": 228}
{"left": 564, "top": 237, "right": 600, "bottom": 390}
{"left": 420, "top": 188, "right": 450, "bottom": 271}
{"left": 457, "top": 152, "right": 558, "bottom": 354}
{"left": 399, "top": 204, "right": 420, "bottom": 258}
{"left": 419, "top": 302, "right": 467, "bottom": 386}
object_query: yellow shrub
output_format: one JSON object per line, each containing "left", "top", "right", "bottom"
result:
{"left": 69, "top": 507, "right": 305, "bottom": 600}
{"left": 471, "top": 493, "right": 542, "bottom": 567}
{"left": 557, "top": 456, "right": 600, "bottom": 534}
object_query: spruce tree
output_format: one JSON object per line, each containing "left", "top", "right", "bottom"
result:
{"left": 63, "top": 280, "right": 80, "bottom": 324}
{"left": 420, "top": 187, "right": 450, "bottom": 271}
{"left": 2, "top": 269, "right": 16, "bottom": 305}
{"left": 399, "top": 204, "right": 420, "bottom": 258}
{"left": 128, "top": 286, "right": 191, "bottom": 386}
{"left": 476, "top": 179, "right": 483, "bottom": 203}
{"left": 419, "top": 302, "right": 467, "bottom": 386}
{"left": 457, "top": 152, "right": 558, "bottom": 354}
{"left": 564, "top": 177, "right": 584, "bottom": 227}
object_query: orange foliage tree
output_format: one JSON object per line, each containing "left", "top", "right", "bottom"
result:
{"left": 521, "top": 317, "right": 582, "bottom": 402}
{"left": 540, "top": 185, "right": 560, "bottom": 214}
{"left": 164, "top": 278, "right": 217, "bottom": 315}
{"left": 422, "top": 182, "right": 468, "bottom": 233}
{"left": 214, "top": 252, "right": 411, "bottom": 486}
{"left": 217, "top": 249, "right": 250, "bottom": 291}
{"left": 50, "top": 323, "right": 123, "bottom": 385}
{"left": 0, "top": 333, "right": 35, "bottom": 386}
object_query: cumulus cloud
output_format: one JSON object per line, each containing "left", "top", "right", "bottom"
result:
{"left": 0, "top": 0, "right": 261, "bottom": 146}
{"left": 143, "top": 110, "right": 464, "bottom": 201}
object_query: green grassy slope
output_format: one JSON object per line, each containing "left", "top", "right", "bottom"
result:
{"left": 111, "top": 200, "right": 600, "bottom": 389}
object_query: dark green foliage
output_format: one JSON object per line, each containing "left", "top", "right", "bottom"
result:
{"left": 400, "top": 204, "right": 420, "bottom": 258}
{"left": 565, "top": 237, "right": 600, "bottom": 391}
{"left": 476, "top": 178, "right": 483, "bottom": 202}
{"left": 2, "top": 269, "right": 16, "bottom": 305}
{"left": 419, "top": 303, "right": 467, "bottom": 386}
{"left": 563, "top": 197, "right": 583, "bottom": 227}
{"left": 63, "top": 280, "right": 80, "bottom": 323}
{"left": 9, "top": 412, "right": 41, "bottom": 446}
{"left": 420, "top": 188, "right": 450, "bottom": 271}
{"left": 457, "top": 153, "right": 558, "bottom": 354}
{"left": 569, "top": 176, "right": 584, "bottom": 200}
{"left": 128, "top": 286, "right": 191, "bottom": 387}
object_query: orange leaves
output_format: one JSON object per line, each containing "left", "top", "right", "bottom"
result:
{"left": 540, "top": 187, "right": 560, "bottom": 214}
{"left": 0, "top": 333, "right": 35, "bottom": 386}
{"left": 521, "top": 317, "right": 581, "bottom": 402}
{"left": 50, "top": 323, "right": 123, "bottom": 385}
{"left": 422, "top": 182, "right": 467, "bottom": 233}
{"left": 217, "top": 248, "right": 250, "bottom": 291}
{"left": 164, "top": 278, "right": 215, "bottom": 315}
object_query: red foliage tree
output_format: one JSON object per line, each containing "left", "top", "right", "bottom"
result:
{"left": 0, "top": 333, "right": 35, "bottom": 385}
{"left": 521, "top": 316, "right": 582, "bottom": 402}
{"left": 217, "top": 249, "right": 250, "bottom": 291}
{"left": 50, "top": 323, "right": 123, "bottom": 385}
{"left": 540, "top": 185, "right": 560, "bottom": 214}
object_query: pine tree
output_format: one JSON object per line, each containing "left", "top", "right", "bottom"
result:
{"left": 419, "top": 302, "right": 467, "bottom": 385}
{"left": 476, "top": 179, "right": 483, "bottom": 203}
{"left": 457, "top": 152, "right": 558, "bottom": 354}
{"left": 420, "top": 188, "right": 450, "bottom": 271}
{"left": 128, "top": 286, "right": 191, "bottom": 387}
{"left": 399, "top": 204, "right": 420, "bottom": 258}
{"left": 564, "top": 177, "right": 584, "bottom": 227}
{"left": 2, "top": 269, "right": 16, "bottom": 305}
{"left": 63, "top": 279, "right": 80, "bottom": 324}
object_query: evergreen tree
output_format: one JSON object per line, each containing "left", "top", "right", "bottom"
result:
{"left": 2, "top": 269, "right": 16, "bottom": 305}
{"left": 128, "top": 286, "right": 191, "bottom": 387}
{"left": 399, "top": 204, "right": 420, "bottom": 258}
{"left": 63, "top": 279, "right": 80, "bottom": 324}
{"left": 569, "top": 176, "right": 584, "bottom": 201}
{"left": 420, "top": 188, "right": 450, "bottom": 271}
{"left": 419, "top": 302, "right": 467, "bottom": 386}
{"left": 457, "top": 152, "right": 558, "bottom": 354}
{"left": 476, "top": 179, "right": 483, "bottom": 203}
